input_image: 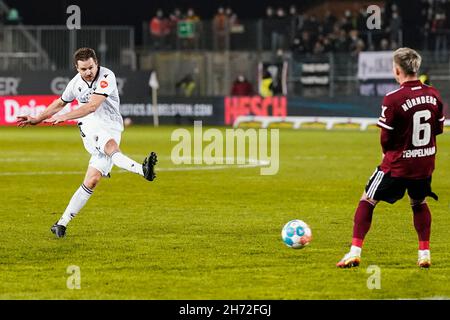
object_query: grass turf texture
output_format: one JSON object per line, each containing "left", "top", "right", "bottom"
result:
{"left": 0, "top": 125, "right": 449, "bottom": 300}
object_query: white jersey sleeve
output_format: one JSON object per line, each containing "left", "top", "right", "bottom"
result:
{"left": 61, "top": 77, "right": 77, "bottom": 103}
{"left": 93, "top": 71, "right": 117, "bottom": 97}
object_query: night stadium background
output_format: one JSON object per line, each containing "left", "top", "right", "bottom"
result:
{"left": 1, "top": 0, "right": 450, "bottom": 308}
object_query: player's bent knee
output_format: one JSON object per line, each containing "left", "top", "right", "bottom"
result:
{"left": 85, "top": 173, "right": 102, "bottom": 189}
{"left": 104, "top": 139, "right": 120, "bottom": 156}
{"left": 410, "top": 198, "right": 426, "bottom": 206}
{"left": 360, "top": 193, "right": 378, "bottom": 206}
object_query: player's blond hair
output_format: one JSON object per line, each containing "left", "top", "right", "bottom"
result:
{"left": 393, "top": 47, "right": 422, "bottom": 75}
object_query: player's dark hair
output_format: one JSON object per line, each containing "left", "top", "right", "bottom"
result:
{"left": 393, "top": 47, "right": 422, "bottom": 75}
{"left": 73, "top": 47, "right": 98, "bottom": 68}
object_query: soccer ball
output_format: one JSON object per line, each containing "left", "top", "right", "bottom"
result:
{"left": 281, "top": 219, "right": 312, "bottom": 249}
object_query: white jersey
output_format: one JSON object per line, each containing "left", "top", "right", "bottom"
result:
{"left": 61, "top": 66, "right": 123, "bottom": 132}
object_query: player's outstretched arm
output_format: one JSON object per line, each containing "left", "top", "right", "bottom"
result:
{"left": 45, "top": 94, "right": 106, "bottom": 125}
{"left": 17, "top": 98, "right": 67, "bottom": 127}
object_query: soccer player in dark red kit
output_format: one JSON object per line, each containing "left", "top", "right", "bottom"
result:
{"left": 337, "top": 47, "right": 445, "bottom": 268}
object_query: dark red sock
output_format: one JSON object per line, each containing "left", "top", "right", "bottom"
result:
{"left": 412, "top": 203, "right": 431, "bottom": 250}
{"left": 352, "top": 200, "right": 375, "bottom": 248}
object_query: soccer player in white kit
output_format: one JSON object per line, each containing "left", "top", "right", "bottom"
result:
{"left": 17, "top": 47, "right": 158, "bottom": 238}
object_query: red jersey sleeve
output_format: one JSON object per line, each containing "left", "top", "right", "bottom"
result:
{"left": 432, "top": 87, "right": 445, "bottom": 135}
{"left": 380, "top": 129, "right": 393, "bottom": 153}
{"left": 377, "top": 95, "right": 397, "bottom": 152}
{"left": 377, "top": 95, "right": 396, "bottom": 131}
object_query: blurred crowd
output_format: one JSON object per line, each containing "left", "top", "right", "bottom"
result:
{"left": 148, "top": 7, "right": 200, "bottom": 49}
{"left": 288, "top": 6, "right": 390, "bottom": 57}
{"left": 290, "top": 0, "right": 450, "bottom": 57}
{"left": 146, "top": 1, "right": 450, "bottom": 56}
{"left": 420, "top": 0, "right": 450, "bottom": 60}
{"left": 147, "top": 6, "right": 243, "bottom": 50}
{"left": 147, "top": 1, "right": 450, "bottom": 97}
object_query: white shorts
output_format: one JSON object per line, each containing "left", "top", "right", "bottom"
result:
{"left": 77, "top": 121, "right": 122, "bottom": 176}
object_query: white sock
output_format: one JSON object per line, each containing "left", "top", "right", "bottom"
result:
{"left": 419, "top": 250, "right": 430, "bottom": 259}
{"left": 111, "top": 152, "right": 143, "bottom": 176}
{"left": 350, "top": 245, "right": 362, "bottom": 257}
{"left": 57, "top": 184, "right": 93, "bottom": 227}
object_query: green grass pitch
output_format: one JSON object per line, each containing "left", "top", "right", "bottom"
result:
{"left": 1, "top": 125, "right": 449, "bottom": 299}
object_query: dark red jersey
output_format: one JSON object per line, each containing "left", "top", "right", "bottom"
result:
{"left": 377, "top": 80, "right": 445, "bottom": 179}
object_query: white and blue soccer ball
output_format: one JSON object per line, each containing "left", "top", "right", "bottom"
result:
{"left": 281, "top": 219, "right": 312, "bottom": 249}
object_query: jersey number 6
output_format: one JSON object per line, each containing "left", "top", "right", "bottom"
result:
{"left": 412, "top": 110, "right": 431, "bottom": 147}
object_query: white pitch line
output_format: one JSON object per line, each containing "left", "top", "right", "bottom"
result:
{"left": 0, "top": 156, "right": 269, "bottom": 163}
{"left": 160, "top": 163, "right": 267, "bottom": 171}
{"left": 0, "top": 159, "right": 270, "bottom": 176}
{"left": 0, "top": 171, "right": 87, "bottom": 176}
{"left": 0, "top": 158, "right": 84, "bottom": 162}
